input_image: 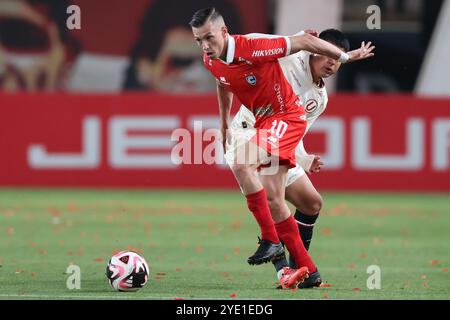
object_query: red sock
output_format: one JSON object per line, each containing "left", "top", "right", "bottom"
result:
{"left": 275, "top": 214, "right": 317, "bottom": 273}
{"left": 245, "top": 189, "right": 279, "bottom": 243}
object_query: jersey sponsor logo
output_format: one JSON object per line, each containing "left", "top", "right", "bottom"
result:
{"left": 305, "top": 99, "right": 318, "bottom": 113}
{"left": 274, "top": 83, "right": 286, "bottom": 113}
{"left": 252, "top": 47, "right": 284, "bottom": 57}
{"left": 238, "top": 57, "right": 253, "bottom": 65}
{"left": 254, "top": 105, "right": 274, "bottom": 118}
{"left": 245, "top": 74, "right": 257, "bottom": 86}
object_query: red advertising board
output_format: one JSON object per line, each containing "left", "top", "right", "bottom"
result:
{"left": 0, "top": 93, "right": 449, "bottom": 191}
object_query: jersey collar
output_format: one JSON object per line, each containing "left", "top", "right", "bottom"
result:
{"left": 225, "top": 34, "right": 235, "bottom": 64}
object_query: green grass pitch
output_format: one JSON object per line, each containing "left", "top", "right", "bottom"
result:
{"left": 0, "top": 189, "right": 449, "bottom": 300}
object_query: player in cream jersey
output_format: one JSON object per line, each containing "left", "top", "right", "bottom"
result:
{"left": 230, "top": 47, "right": 329, "bottom": 182}
{"left": 225, "top": 29, "right": 375, "bottom": 288}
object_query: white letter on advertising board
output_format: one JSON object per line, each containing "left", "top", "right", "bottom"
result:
{"left": 28, "top": 116, "right": 100, "bottom": 169}
{"left": 352, "top": 117, "right": 424, "bottom": 170}
{"left": 432, "top": 119, "right": 450, "bottom": 171}
{"left": 109, "top": 116, "right": 179, "bottom": 168}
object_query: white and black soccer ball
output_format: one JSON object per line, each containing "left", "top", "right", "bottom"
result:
{"left": 106, "top": 251, "right": 150, "bottom": 292}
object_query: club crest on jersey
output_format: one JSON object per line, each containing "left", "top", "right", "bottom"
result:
{"left": 305, "top": 99, "right": 318, "bottom": 113}
{"left": 245, "top": 74, "right": 257, "bottom": 86}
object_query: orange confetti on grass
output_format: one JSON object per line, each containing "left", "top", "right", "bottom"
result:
{"left": 112, "top": 248, "right": 122, "bottom": 255}
{"left": 423, "top": 282, "right": 429, "bottom": 289}
{"left": 3, "top": 210, "right": 14, "bottom": 218}
{"left": 67, "top": 202, "right": 79, "bottom": 213}
{"left": 352, "top": 288, "right": 361, "bottom": 292}
{"left": 431, "top": 260, "right": 440, "bottom": 266}
{"left": 94, "top": 258, "right": 104, "bottom": 262}
{"left": 5, "top": 227, "right": 14, "bottom": 236}
{"left": 38, "top": 249, "right": 47, "bottom": 255}
{"left": 346, "top": 263, "right": 356, "bottom": 269}
{"left": 442, "top": 268, "right": 449, "bottom": 273}
{"left": 48, "top": 207, "right": 60, "bottom": 217}
{"left": 319, "top": 283, "right": 332, "bottom": 288}
{"left": 31, "top": 272, "right": 37, "bottom": 278}
{"left": 156, "top": 272, "right": 166, "bottom": 276}
{"left": 126, "top": 246, "right": 142, "bottom": 254}
{"left": 175, "top": 268, "right": 182, "bottom": 272}
{"left": 320, "top": 228, "right": 333, "bottom": 236}
{"left": 224, "top": 255, "right": 230, "bottom": 261}
{"left": 15, "top": 268, "right": 24, "bottom": 274}
{"left": 322, "top": 294, "right": 329, "bottom": 299}
{"left": 229, "top": 294, "right": 237, "bottom": 298}
{"left": 420, "top": 274, "right": 427, "bottom": 280}
{"left": 174, "top": 297, "right": 184, "bottom": 300}
{"left": 231, "top": 220, "right": 243, "bottom": 230}
{"left": 195, "top": 245, "right": 203, "bottom": 253}
{"left": 233, "top": 248, "right": 241, "bottom": 255}
{"left": 222, "top": 272, "right": 230, "bottom": 278}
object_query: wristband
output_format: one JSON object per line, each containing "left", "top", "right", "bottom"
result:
{"left": 338, "top": 52, "right": 349, "bottom": 63}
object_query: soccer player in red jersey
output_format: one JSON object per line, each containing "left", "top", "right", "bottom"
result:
{"left": 190, "top": 7, "right": 364, "bottom": 288}
{"left": 228, "top": 29, "right": 374, "bottom": 288}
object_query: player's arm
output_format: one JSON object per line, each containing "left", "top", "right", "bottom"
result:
{"left": 216, "top": 81, "right": 233, "bottom": 150}
{"left": 289, "top": 33, "right": 374, "bottom": 63}
{"left": 289, "top": 33, "right": 349, "bottom": 62}
{"left": 296, "top": 140, "right": 324, "bottom": 174}
{"left": 296, "top": 115, "right": 324, "bottom": 174}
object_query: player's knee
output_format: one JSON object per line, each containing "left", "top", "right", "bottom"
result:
{"left": 266, "top": 194, "right": 285, "bottom": 215}
{"left": 230, "top": 163, "right": 251, "bottom": 178}
{"left": 307, "top": 193, "right": 323, "bottom": 214}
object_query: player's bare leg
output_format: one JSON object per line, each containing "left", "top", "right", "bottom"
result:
{"left": 229, "top": 140, "right": 284, "bottom": 265}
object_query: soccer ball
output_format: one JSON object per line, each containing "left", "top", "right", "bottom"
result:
{"left": 106, "top": 251, "right": 150, "bottom": 292}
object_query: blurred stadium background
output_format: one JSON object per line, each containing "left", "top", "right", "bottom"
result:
{"left": 0, "top": 0, "right": 449, "bottom": 299}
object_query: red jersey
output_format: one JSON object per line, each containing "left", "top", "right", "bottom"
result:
{"left": 204, "top": 34, "right": 304, "bottom": 127}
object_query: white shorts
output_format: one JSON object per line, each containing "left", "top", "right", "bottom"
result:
{"left": 223, "top": 127, "right": 261, "bottom": 166}
{"left": 285, "top": 163, "right": 306, "bottom": 187}
{"left": 225, "top": 139, "right": 305, "bottom": 189}
{"left": 225, "top": 107, "right": 306, "bottom": 188}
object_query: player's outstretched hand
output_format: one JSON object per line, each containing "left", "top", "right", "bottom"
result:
{"left": 347, "top": 41, "right": 375, "bottom": 62}
{"left": 308, "top": 155, "right": 324, "bottom": 174}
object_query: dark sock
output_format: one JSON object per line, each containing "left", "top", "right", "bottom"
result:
{"left": 288, "top": 210, "right": 319, "bottom": 268}
{"left": 272, "top": 252, "right": 288, "bottom": 273}
{"left": 295, "top": 210, "right": 319, "bottom": 250}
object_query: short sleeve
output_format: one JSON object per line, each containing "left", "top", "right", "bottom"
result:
{"left": 232, "top": 35, "right": 290, "bottom": 64}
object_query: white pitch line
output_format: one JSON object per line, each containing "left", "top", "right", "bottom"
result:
{"left": 0, "top": 294, "right": 181, "bottom": 300}
{"left": 0, "top": 293, "right": 298, "bottom": 300}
